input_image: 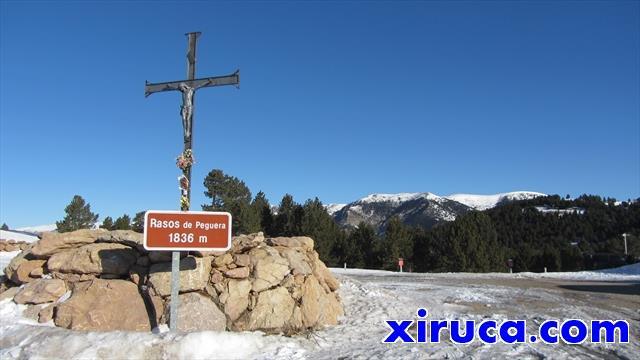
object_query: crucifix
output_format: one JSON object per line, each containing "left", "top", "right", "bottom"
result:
{"left": 145, "top": 31, "right": 239, "bottom": 211}
{"left": 144, "top": 32, "right": 239, "bottom": 330}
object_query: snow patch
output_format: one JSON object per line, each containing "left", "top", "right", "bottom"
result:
{"left": 0, "top": 301, "right": 307, "bottom": 360}
{"left": 325, "top": 203, "right": 346, "bottom": 216}
{"left": 332, "top": 264, "right": 640, "bottom": 281}
{"left": 15, "top": 224, "right": 57, "bottom": 233}
{"left": 596, "top": 262, "right": 640, "bottom": 275}
{"left": 0, "top": 243, "right": 637, "bottom": 359}
{"left": 0, "top": 251, "right": 21, "bottom": 276}
{"left": 446, "top": 191, "right": 546, "bottom": 210}
{"left": 358, "top": 192, "right": 442, "bottom": 204}
{"left": 0, "top": 230, "right": 39, "bottom": 244}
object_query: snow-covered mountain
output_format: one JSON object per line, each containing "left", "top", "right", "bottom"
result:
{"left": 330, "top": 191, "right": 546, "bottom": 232}
{"left": 332, "top": 192, "right": 470, "bottom": 232}
{"left": 325, "top": 203, "right": 347, "bottom": 216}
{"left": 15, "top": 224, "right": 57, "bottom": 233}
{"left": 14, "top": 221, "right": 106, "bottom": 234}
{"left": 0, "top": 230, "right": 40, "bottom": 243}
{"left": 445, "top": 191, "right": 546, "bottom": 210}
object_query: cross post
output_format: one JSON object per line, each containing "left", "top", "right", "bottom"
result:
{"left": 145, "top": 32, "right": 239, "bottom": 331}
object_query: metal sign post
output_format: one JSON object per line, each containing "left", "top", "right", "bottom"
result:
{"left": 144, "top": 32, "right": 239, "bottom": 331}
{"left": 144, "top": 211, "right": 232, "bottom": 330}
{"left": 170, "top": 251, "right": 180, "bottom": 329}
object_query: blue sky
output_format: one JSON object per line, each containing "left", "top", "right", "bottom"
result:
{"left": 1, "top": 1, "right": 638, "bottom": 228}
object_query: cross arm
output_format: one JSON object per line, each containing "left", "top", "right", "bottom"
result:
{"left": 145, "top": 70, "right": 240, "bottom": 97}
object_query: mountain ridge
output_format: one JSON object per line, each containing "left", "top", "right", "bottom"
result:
{"left": 329, "top": 191, "right": 545, "bottom": 232}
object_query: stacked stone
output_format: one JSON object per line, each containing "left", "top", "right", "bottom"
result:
{"left": 2, "top": 229, "right": 343, "bottom": 334}
{"left": 0, "top": 239, "right": 30, "bottom": 252}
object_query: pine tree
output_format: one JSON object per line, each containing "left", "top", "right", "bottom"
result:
{"left": 436, "top": 211, "right": 503, "bottom": 272}
{"left": 273, "top": 194, "right": 298, "bottom": 236}
{"left": 132, "top": 211, "right": 145, "bottom": 233}
{"left": 411, "top": 227, "right": 436, "bottom": 272}
{"left": 238, "top": 192, "right": 266, "bottom": 235}
{"left": 1, "top": 223, "right": 8, "bottom": 230}
{"left": 236, "top": 202, "right": 257, "bottom": 235}
{"left": 202, "top": 169, "right": 252, "bottom": 235}
{"left": 113, "top": 214, "right": 132, "bottom": 230}
{"left": 202, "top": 169, "right": 252, "bottom": 210}
{"left": 251, "top": 191, "right": 273, "bottom": 234}
{"left": 300, "top": 197, "right": 341, "bottom": 265}
{"left": 100, "top": 216, "right": 114, "bottom": 230}
{"left": 380, "top": 217, "right": 412, "bottom": 270}
{"left": 56, "top": 195, "right": 99, "bottom": 233}
{"left": 341, "top": 222, "right": 377, "bottom": 268}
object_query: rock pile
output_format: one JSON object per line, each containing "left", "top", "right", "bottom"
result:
{"left": 2, "top": 229, "right": 343, "bottom": 334}
{"left": 0, "top": 239, "right": 30, "bottom": 252}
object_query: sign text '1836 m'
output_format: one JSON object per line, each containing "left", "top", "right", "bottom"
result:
{"left": 144, "top": 211, "right": 232, "bottom": 251}
{"left": 168, "top": 232, "right": 209, "bottom": 243}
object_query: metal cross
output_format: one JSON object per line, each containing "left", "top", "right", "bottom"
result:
{"left": 144, "top": 32, "right": 239, "bottom": 331}
{"left": 145, "top": 31, "right": 239, "bottom": 211}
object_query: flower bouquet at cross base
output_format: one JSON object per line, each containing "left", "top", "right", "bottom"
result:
{"left": 176, "top": 149, "right": 195, "bottom": 171}
{"left": 180, "top": 195, "right": 190, "bottom": 211}
{"left": 176, "top": 150, "right": 194, "bottom": 211}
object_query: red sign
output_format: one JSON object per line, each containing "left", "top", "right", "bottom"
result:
{"left": 144, "top": 210, "right": 232, "bottom": 251}
{"left": 398, "top": 258, "right": 404, "bottom": 267}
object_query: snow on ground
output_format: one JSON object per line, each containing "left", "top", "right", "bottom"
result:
{"left": 0, "top": 313, "right": 307, "bottom": 360}
{"left": 324, "top": 203, "right": 347, "bottom": 216}
{"left": 519, "top": 262, "right": 640, "bottom": 281}
{"left": 445, "top": 191, "right": 546, "bottom": 210}
{"left": 0, "top": 251, "right": 21, "bottom": 276}
{"left": 327, "top": 266, "right": 639, "bottom": 359}
{"left": 14, "top": 224, "right": 56, "bottom": 233}
{"left": 596, "top": 262, "right": 640, "bottom": 275}
{"left": 1, "top": 248, "right": 638, "bottom": 359}
{"left": 330, "top": 191, "right": 545, "bottom": 213}
{"left": 332, "top": 262, "right": 640, "bottom": 280}
{"left": 0, "top": 230, "right": 40, "bottom": 243}
{"left": 359, "top": 192, "right": 441, "bottom": 204}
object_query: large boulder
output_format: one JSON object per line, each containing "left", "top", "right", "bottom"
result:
{"left": 14, "top": 279, "right": 66, "bottom": 304}
{"left": 231, "top": 232, "right": 265, "bottom": 252}
{"left": 47, "top": 242, "right": 138, "bottom": 276}
{"left": 300, "top": 275, "right": 343, "bottom": 328}
{"left": 223, "top": 279, "right": 251, "bottom": 321}
{"left": 164, "top": 292, "right": 226, "bottom": 332}
{"left": 6, "top": 259, "right": 46, "bottom": 284}
{"left": 31, "top": 229, "right": 109, "bottom": 257}
{"left": 3, "top": 245, "right": 36, "bottom": 284}
{"left": 247, "top": 286, "right": 295, "bottom": 331}
{"left": 96, "top": 230, "right": 145, "bottom": 252}
{"left": 277, "top": 247, "right": 312, "bottom": 275}
{"left": 312, "top": 257, "right": 340, "bottom": 292}
{"left": 224, "top": 266, "right": 249, "bottom": 279}
{"left": 54, "top": 279, "right": 162, "bottom": 331}
{"left": 148, "top": 256, "right": 212, "bottom": 297}
{"left": 234, "top": 254, "right": 251, "bottom": 267}
{"left": 29, "top": 229, "right": 144, "bottom": 257}
{"left": 38, "top": 303, "right": 55, "bottom": 323}
{"left": 267, "top": 236, "right": 314, "bottom": 251}
{"left": 0, "top": 239, "right": 30, "bottom": 252}
{"left": 318, "top": 291, "right": 343, "bottom": 326}
{"left": 249, "top": 247, "right": 290, "bottom": 292}
{"left": 0, "top": 286, "right": 20, "bottom": 302}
